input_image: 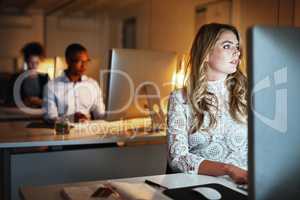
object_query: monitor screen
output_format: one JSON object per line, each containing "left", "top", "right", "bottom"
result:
{"left": 104, "top": 48, "right": 178, "bottom": 121}
{"left": 248, "top": 26, "right": 300, "bottom": 200}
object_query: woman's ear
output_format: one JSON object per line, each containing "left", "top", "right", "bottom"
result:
{"left": 204, "top": 54, "right": 209, "bottom": 63}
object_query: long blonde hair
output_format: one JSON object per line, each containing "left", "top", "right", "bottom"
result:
{"left": 186, "top": 23, "right": 247, "bottom": 134}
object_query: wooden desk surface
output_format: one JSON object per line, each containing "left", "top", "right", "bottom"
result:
{"left": 20, "top": 176, "right": 151, "bottom": 200}
{"left": 20, "top": 174, "right": 247, "bottom": 200}
{"left": 0, "top": 121, "right": 166, "bottom": 148}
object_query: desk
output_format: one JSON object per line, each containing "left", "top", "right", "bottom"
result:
{"left": 0, "top": 106, "right": 42, "bottom": 121}
{"left": 0, "top": 121, "right": 167, "bottom": 200}
{"left": 20, "top": 173, "right": 247, "bottom": 200}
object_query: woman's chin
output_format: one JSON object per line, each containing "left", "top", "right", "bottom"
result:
{"left": 228, "top": 65, "right": 238, "bottom": 73}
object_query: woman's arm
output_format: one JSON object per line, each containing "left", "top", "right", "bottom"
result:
{"left": 167, "top": 91, "right": 205, "bottom": 174}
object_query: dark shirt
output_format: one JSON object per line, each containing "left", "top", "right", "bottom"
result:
{"left": 21, "top": 73, "right": 49, "bottom": 100}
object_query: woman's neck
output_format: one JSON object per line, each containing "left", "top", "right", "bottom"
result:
{"left": 206, "top": 67, "right": 227, "bottom": 81}
{"left": 207, "top": 74, "right": 227, "bottom": 82}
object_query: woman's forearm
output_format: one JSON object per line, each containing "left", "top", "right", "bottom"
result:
{"left": 25, "top": 96, "right": 43, "bottom": 107}
{"left": 198, "top": 160, "right": 230, "bottom": 176}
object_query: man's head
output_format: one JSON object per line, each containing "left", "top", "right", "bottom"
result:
{"left": 21, "top": 42, "right": 45, "bottom": 70}
{"left": 65, "top": 43, "right": 90, "bottom": 77}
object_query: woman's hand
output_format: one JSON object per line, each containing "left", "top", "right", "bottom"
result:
{"left": 225, "top": 164, "right": 248, "bottom": 184}
{"left": 198, "top": 160, "right": 248, "bottom": 184}
{"left": 25, "top": 96, "right": 43, "bottom": 107}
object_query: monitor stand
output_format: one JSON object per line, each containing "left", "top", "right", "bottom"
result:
{"left": 143, "top": 85, "right": 165, "bottom": 132}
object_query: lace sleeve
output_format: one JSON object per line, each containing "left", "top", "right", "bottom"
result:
{"left": 167, "top": 91, "right": 205, "bottom": 174}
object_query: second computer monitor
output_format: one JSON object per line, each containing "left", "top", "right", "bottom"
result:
{"left": 105, "top": 48, "right": 178, "bottom": 121}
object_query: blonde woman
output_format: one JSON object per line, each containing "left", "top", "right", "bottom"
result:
{"left": 167, "top": 23, "right": 248, "bottom": 184}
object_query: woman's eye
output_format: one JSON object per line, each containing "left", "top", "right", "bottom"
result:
{"left": 223, "top": 44, "right": 231, "bottom": 49}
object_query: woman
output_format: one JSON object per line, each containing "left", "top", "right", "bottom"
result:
{"left": 21, "top": 42, "right": 49, "bottom": 108}
{"left": 167, "top": 23, "right": 248, "bottom": 184}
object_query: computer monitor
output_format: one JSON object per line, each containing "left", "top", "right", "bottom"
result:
{"left": 104, "top": 48, "right": 178, "bottom": 121}
{"left": 248, "top": 26, "right": 300, "bottom": 200}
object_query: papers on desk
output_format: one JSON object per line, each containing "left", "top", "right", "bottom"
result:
{"left": 61, "top": 181, "right": 171, "bottom": 200}
{"left": 61, "top": 184, "right": 112, "bottom": 200}
{"left": 109, "top": 181, "right": 170, "bottom": 200}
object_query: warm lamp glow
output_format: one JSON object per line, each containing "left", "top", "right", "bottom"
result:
{"left": 54, "top": 56, "right": 67, "bottom": 77}
{"left": 36, "top": 56, "right": 67, "bottom": 79}
{"left": 172, "top": 69, "right": 185, "bottom": 89}
{"left": 172, "top": 55, "right": 187, "bottom": 89}
{"left": 38, "top": 58, "right": 55, "bottom": 79}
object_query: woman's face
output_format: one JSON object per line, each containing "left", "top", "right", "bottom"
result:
{"left": 27, "top": 55, "right": 41, "bottom": 70}
{"left": 206, "top": 30, "right": 240, "bottom": 81}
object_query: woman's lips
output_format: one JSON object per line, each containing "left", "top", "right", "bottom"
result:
{"left": 230, "top": 59, "right": 239, "bottom": 65}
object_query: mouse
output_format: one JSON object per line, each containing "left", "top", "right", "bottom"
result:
{"left": 192, "top": 187, "right": 222, "bottom": 200}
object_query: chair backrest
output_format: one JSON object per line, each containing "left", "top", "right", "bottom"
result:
{"left": 165, "top": 162, "right": 177, "bottom": 174}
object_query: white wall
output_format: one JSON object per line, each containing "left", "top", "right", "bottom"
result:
{"left": 149, "top": 0, "right": 195, "bottom": 54}
{"left": 46, "top": 15, "right": 109, "bottom": 83}
{"left": 0, "top": 13, "right": 44, "bottom": 73}
{"left": 46, "top": 16, "right": 101, "bottom": 58}
{"left": 108, "top": 1, "right": 151, "bottom": 49}
{"left": 107, "top": 0, "right": 196, "bottom": 54}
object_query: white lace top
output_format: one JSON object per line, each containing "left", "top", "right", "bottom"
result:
{"left": 167, "top": 78, "right": 247, "bottom": 174}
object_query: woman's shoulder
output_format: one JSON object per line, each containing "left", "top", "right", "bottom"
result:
{"left": 170, "top": 88, "right": 188, "bottom": 104}
{"left": 37, "top": 73, "right": 50, "bottom": 85}
{"left": 37, "top": 72, "right": 49, "bottom": 78}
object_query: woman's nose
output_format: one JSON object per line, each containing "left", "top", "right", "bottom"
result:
{"left": 233, "top": 48, "right": 240, "bottom": 57}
